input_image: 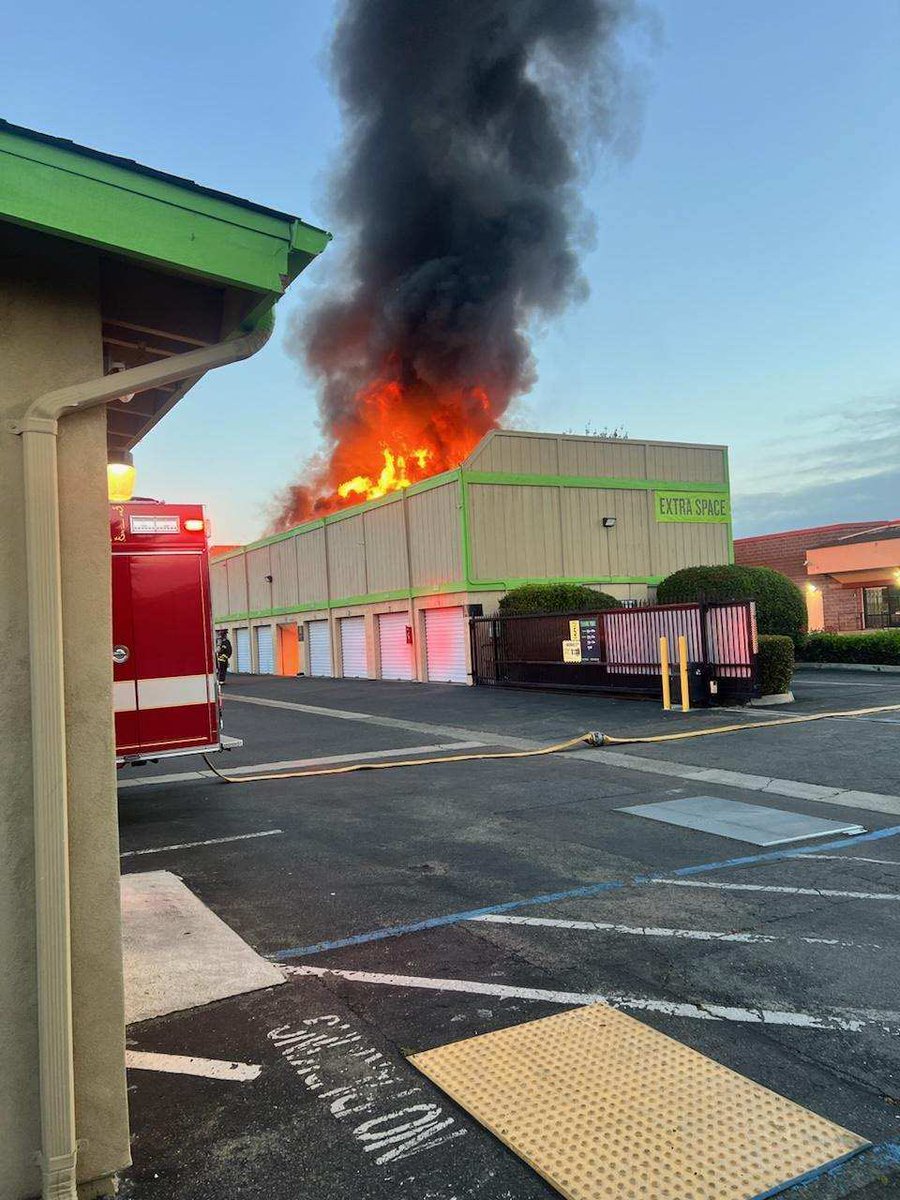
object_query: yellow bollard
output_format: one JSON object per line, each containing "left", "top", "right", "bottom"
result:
{"left": 678, "top": 633, "right": 690, "bottom": 712}
{"left": 659, "top": 636, "right": 671, "bottom": 711}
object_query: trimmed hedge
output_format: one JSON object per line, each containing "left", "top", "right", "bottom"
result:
{"left": 656, "top": 564, "right": 807, "bottom": 644}
{"left": 498, "top": 582, "right": 622, "bottom": 616}
{"left": 798, "top": 630, "right": 900, "bottom": 666}
{"left": 758, "top": 635, "right": 795, "bottom": 696}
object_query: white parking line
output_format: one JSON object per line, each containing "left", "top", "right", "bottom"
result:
{"left": 650, "top": 879, "right": 900, "bottom": 901}
{"left": 117, "top": 741, "right": 483, "bottom": 788}
{"left": 797, "top": 855, "right": 899, "bottom": 866}
{"left": 228, "top": 695, "right": 900, "bottom": 816}
{"left": 125, "top": 1050, "right": 261, "bottom": 1081}
{"left": 287, "top": 965, "right": 899, "bottom": 1035}
{"left": 120, "top": 830, "right": 282, "bottom": 857}
{"left": 470, "top": 913, "right": 879, "bottom": 949}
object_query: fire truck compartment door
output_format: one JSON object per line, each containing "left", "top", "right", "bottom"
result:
{"left": 112, "top": 554, "right": 139, "bottom": 754}
{"left": 255, "top": 625, "right": 275, "bottom": 674}
{"left": 307, "top": 620, "right": 332, "bottom": 677}
{"left": 235, "top": 628, "right": 251, "bottom": 673}
{"left": 425, "top": 607, "right": 468, "bottom": 683}
{"left": 127, "top": 552, "right": 217, "bottom": 753}
{"left": 378, "top": 611, "right": 415, "bottom": 680}
{"left": 339, "top": 616, "right": 367, "bottom": 678}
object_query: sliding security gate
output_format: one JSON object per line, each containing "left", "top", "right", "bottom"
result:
{"left": 307, "top": 620, "right": 332, "bottom": 677}
{"left": 255, "top": 625, "right": 275, "bottom": 674}
{"left": 235, "top": 627, "right": 251, "bottom": 673}
{"left": 424, "top": 607, "right": 468, "bottom": 683}
{"left": 340, "top": 616, "right": 367, "bottom": 678}
{"left": 378, "top": 612, "right": 414, "bottom": 680}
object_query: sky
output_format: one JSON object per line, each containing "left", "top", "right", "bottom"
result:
{"left": 3, "top": 0, "right": 899, "bottom": 542}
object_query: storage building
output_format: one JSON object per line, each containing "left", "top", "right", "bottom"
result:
{"left": 212, "top": 430, "right": 732, "bottom": 683}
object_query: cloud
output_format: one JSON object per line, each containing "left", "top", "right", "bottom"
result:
{"left": 732, "top": 395, "right": 900, "bottom": 536}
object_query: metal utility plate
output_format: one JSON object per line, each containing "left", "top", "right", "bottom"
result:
{"left": 616, "top": 796, "right": 864, "bottom": 846}
{"left": 410, "top": 1003, "right": 868, "bottom": 1200}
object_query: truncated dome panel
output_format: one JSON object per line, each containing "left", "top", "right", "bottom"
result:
{"left": 409, "top": 1003, "right": 867, "bottom": 1200}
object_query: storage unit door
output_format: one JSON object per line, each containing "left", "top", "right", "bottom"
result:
{"left": 235, "top": 627, "right": 251, "bottom": 673}
{"left": 378, "top": 612, "right": 414, "bottom": 681}
{"left": 424, "top": 607, "right": 468, "bottom": 683}
{"left": 307, "top": 620, "right": 333, "bottom": 677}
{"left": 255, "top": 625, "right": 275, "bottom": 674}
{"left": 340, "top": 616, "right": 368, "bottom": 678}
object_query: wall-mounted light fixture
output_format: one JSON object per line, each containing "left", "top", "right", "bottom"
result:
{"left": 265, "top": 574, "right": 274, "bottom": 583}
{"left": 602, "top": 516, "right": 617, "bottom": 529}
{"left": 806, "top": 582, "right": 818, "bottom": 593}
{"left": 107, "top": 450, "right": 136, "bottom": 502}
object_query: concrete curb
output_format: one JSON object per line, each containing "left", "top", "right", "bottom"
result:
{"left": 796, "top": 662, "right": 900, "bottom": 674}
{"left": 750, "top": 692, "right": 795, "bottom": 706}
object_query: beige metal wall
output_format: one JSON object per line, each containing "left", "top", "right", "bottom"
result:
{"left": 0, "top": 228, "right": 129, "bottom": 1199}
{"left": 407, "top": 481, "right": 464, "bottom": 587}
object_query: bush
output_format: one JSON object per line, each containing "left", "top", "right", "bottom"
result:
{"left": 758, "top": 635, "right": 795, "bottom": 695}
{"left": 656, "top": 564, "right": 807, "bottom": 644}
{"left": 498, "top": 582, "right": 622, "bottom": 616}
{"left": 798, "top": 630, "right": 900, "bottom": 666}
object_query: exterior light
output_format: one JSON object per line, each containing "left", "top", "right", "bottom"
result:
{"left": 184, "top": 519, "right": 205, "bottom": 532}
{"left": 806, "top": 583, "right": 818, "bottom": 593}
{"left": 602, "top": 516, "right": 617, "bottom": 529}
{"left": 107, "top": 451, "right": 136, "bottom": 502}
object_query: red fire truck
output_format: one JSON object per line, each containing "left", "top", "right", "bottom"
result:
{"left": 111, "top": 500, "right": 223, "bottom": 765}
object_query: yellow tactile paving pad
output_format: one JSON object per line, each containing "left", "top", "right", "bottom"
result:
{"left": 409, "top": 1003, "right": 868, "bottom": 1200}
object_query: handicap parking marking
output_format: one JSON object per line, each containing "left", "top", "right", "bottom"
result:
{"left": 270, "top": 823, "right": 900, "bottom": 960}
{"left": 653, "top": 879, "right": 900, "bottom": 901}
{"left": 285, "top": 966, "right": 900, "bottom": 1036}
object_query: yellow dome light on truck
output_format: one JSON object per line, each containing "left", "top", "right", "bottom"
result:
{"left": 107, "top": 451, "right": 136, "bottom": 502}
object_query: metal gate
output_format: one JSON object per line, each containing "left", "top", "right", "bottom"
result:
{"left": 471, "top": 601, "right": 758, "bottom": 705}
{"left": 235, "top": 627, "right": 251, "bottom": 673}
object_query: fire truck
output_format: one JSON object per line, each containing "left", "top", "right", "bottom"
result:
{"left": 111, "top": 500, "right": 224, "bottom": 765}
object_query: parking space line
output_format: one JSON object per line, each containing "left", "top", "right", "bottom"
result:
{"left": 117, "top": 742, "right": 483, "bottom": 789}
{"left": 271, "top": 824, "right": 900, "bottom": 960}
{"left": 287, "top": 966, "right": 900, "bottom": 1035}
{"left": 796, "top": 855, "right": 899, "bottom": 866}
{"left": 470, "top": 913, "right": 880, "bottom": 949}
{"left": 229, "top": 694, "right": 900, "bottom": 815}
{"left": 652, "top": 880, "right": 900, "bottom": 901}
{"left": 125, "top": 1050, "right": 261, "bottom": 1081}
{"left": 120, "top": 829, "right": 283, "bottom": 857}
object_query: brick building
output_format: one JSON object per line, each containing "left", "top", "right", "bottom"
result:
{"left": 735, "top": 522, "right": 900, "bottom": 632}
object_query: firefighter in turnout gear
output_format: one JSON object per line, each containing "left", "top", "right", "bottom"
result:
{"left": 216, "top": 631, "right": 233, "bottom": 686}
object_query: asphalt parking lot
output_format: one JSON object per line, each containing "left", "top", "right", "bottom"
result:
{"left": 118, "top": 669, "right": 900, "bottom": 1199}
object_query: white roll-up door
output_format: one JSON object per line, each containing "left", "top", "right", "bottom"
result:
{"left": 424, "top": 607, "right": 468, "bottom": 683}
{"left": 235, "top": 628, "right": 251, "bottom": 673}
{"left": 378, "top": 612, "right": 414, "bottom": 680}
{"left": 340, "top": 616, "right": 367, "bottom": 678}
{"left": 307, "top": 620, "right": 333, "bottom": 677}
{"left": 255, "top": 625, "right": 275, "bottom": 674}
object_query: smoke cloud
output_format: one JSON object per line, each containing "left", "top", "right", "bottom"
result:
{"left": 274, "top": 0, "right": 637, "bottom": 528}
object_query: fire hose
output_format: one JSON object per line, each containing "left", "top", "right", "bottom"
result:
{"left": 202, "top": 701, "right": 900, "bottom": 784}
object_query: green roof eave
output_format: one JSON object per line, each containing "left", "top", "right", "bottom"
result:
{"left": 0, "top": 120, "right": 331, "bottom": 295}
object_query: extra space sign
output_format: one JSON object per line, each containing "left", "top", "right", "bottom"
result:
{"left": 654, "top": 490, "right": 731, "bottom": 524}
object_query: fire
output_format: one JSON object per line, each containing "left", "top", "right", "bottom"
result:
{"left": 338, "top": 447, "right": 432, "bottom": 502}
{"left": 275, "top": 374, "right": 497, "bottom": 528}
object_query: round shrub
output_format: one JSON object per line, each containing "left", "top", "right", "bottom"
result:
{"left": 498, "top": 582, "right": 622, "bottom": 616}
{"left": 656, "top": 564, "right": 806, "bottom": 644}
{"left": 758, "top": 635, "right": 795, "bottom": 696}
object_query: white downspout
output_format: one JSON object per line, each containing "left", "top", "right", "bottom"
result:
{"left": 12, "top": 319, "right": 272, "bottom": 1200}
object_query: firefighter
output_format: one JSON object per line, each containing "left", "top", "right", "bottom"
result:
{"left": 215, "top": 630, "right": 232, "bottom": 686}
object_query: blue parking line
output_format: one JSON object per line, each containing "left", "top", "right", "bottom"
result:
{"left": 756, "top": 1138, "right": 900, "bottom": 1198}
{"left": 272, "top": 823, "right": 900, "bottom": 961}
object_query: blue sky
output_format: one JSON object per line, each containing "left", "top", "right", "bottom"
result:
{"left": 4, "top": 1, "right": 898, "bottom": 541}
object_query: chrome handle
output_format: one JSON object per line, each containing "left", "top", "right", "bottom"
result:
{"left": 113, "top": 645, "right": 130, "bottom": 665}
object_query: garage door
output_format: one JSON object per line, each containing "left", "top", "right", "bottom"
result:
{"left": 424, "top": 607, "right": 468, "bottom": 683}
{"left": 255, "top": 625, "right": 275, "bottom": 674}
{"left": 378, "top": 612, "right": 414, "bottom": 680}
{"left": 235, "top": 627, "right": 251, "bottom": 673}
{"left": 340, "top": 616, "right": 367, "bottom": 678}
{"left": 307, "top": 620, "right": 332, "bottom": 677}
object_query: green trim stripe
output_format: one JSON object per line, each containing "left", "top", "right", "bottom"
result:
{"left": 462, "top": 471, "right": 728, "bottom": 492}
{"left": 214, "top": 575, "right": 660, "bottom": 624}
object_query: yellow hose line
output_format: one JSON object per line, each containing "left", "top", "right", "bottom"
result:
{"left": 601, "top": 702, "right": 900, "bottom": 745}
{"left": 202, "top": 701, "right": 900, "bottom": 784}
{"left": 202, "top": 732, "right": 596, "bottom": 784}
